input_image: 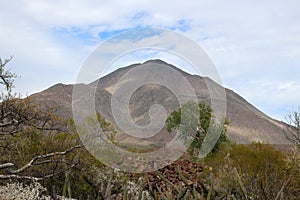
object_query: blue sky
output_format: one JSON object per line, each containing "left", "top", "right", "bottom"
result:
{"left": 0, "top": 0, "right": 300, "bottom": 121}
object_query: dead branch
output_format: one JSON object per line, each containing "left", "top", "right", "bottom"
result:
{"left": 284, "top": 110, "right": 300, "bottom": 150}
{"left": 0, "top": 164, "right": 76, "bottom": 181}
{"left": 0, "top": 145, "right": 80, "bottom": 180}
{"left": 0, "top": 56, "right": 16, "bottom": 90}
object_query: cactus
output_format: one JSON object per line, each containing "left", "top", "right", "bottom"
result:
{"left": 137, "top": 178, "right": 144, "bottom": 200}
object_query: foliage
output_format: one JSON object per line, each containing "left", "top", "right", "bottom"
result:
{"left": 203, "top": 142, "right": 300, "bottom": 199}
{"left": 166, "top": 101, "right": 228, "bottom": 157}
{"left": 96, "top": 112, "right": 117, "bottom": 144}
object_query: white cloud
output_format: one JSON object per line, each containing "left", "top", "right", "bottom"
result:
{"left": 279, "top": 81, "right": 300, "bottom": 91}
{"left": 234, "top": 79, "right": 300, "bottom": 120}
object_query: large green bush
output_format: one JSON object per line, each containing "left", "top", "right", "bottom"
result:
{"left": 166, "top": 101, "right": 228, "bottom": 158}
{"left": 203, "top": 143, "right": 300, "bottom": 199}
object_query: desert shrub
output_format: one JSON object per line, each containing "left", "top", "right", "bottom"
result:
{"left": 203, "top": 142, "right": 300, "bottom": 199}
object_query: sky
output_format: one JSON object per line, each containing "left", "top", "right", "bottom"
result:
{"left": 0, "top": 0, "right": 299, "bottom": 121}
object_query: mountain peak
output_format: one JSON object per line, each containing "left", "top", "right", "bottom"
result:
{"left": 31, "top": 60, "right": 291, "bottom": 145}
{"left": 143, "top": 59, "right": 169, "bottom": 65}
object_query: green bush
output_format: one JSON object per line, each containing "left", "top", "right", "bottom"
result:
{"left": 203, "top": 142, "right": 300, "bottom": 199}
{"left": 166, "top": 101, "right": 229, "bottom": 158}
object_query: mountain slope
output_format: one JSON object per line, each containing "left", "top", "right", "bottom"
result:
{"left": 31, "top": 59, "right": 290, "bottom": 144}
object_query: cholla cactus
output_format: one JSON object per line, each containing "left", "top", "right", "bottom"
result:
{"left": 125, "top": 180, "right": 152, "bottom": 200}
{"left": 0, "top": 182, "right": 77, "bottom": 200}
{"left": 93, "top": 166, "right": 152, "bottom": 200}
{"left": 0, "top": 182, "right": 51, "bottom": 200}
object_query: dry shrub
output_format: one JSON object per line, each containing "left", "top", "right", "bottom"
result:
{"left": 205, "top": 143, "right": 300, "bottom": 199}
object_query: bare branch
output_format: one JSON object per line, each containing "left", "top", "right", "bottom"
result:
{"left": 284, "top": 109, "right": 300, "bottom": 150}
{"left": 0, "top": 56, "right": 17, "bottom": 90}
{"left": 0, "top": 97, "right": 66, "bottom": 137}
{"left": 11, "top": 145, "right": 81, "bottom": 174}
{"left": 0, "top": 145, "right": 80, "bottom": 182}
{"left": 0, "top": 174, "right": 42, "bottom": 181}
{"left": 0, "top": 162, "right": 14, "bottom": 170}
{"left": 0, "top": 164, "right": 77, "bottom": 181}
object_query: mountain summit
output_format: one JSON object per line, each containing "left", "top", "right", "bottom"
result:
{"left": 31, "top": 59, "right": 290, "bottom": 145}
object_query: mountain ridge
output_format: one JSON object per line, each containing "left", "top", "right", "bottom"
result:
{"left": 31, "top": 59, "right": 291, "bottom": 145}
